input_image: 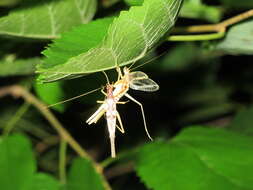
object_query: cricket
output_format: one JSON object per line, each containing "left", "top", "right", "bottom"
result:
{"left": 48, "top": 61, "right": 160, "bottom": 157}
{"left": 86, "top": 66, "right": 159, "bottom": 157}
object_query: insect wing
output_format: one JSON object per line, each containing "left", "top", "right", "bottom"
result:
{"left": 129, "top": 71, "right": 148, "bottom": 80}
{"left": 130, "top": 78, "right": 159, "bottom": 92}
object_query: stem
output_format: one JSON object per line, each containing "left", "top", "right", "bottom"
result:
{"left": 0, "top": 85, "right": 111, "bottom": 190}
{"left": 59, "top": 139, "right": 67, "bottom": 184}
{"left": 170, "top": 9, "right": 253, "bottom": 42}
{"left": 168, "top": 31, "right": 225, "bottom": 41}
{"left": 3, "top": 102, "right": 30, "bottom": 136}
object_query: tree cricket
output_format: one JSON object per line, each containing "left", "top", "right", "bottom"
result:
{"left": 48, "top": 61, "right": 160, "bottom": 157}
{"left": 87, "top": 66, "right": 159, "bottom": 142}
{"left": 87, "top": 83, "right": 126, "bottom": 158}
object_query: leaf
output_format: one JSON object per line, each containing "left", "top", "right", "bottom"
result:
{"left": 0, "top": 57, "right": 40, "bottom": 76}
{"left": 0, "top": 0, "right": 22, "bottom": 7}
{"left": 180, "top": 0, "right": 222, "bottom": 23}
{"left": 66, "top": 158, "right": 105, "bottom": 190}
{"left": 136, "top": 127, "right": 253, "bottom": 190}
{"left": 34, "top": 81, "right": 66, "bottom": 112}
{"left": 219, "top": 0, "right": 253, "bottom": 8}
{"left": 216, "top": 20, "right": 253, "bottom": 55}
{"left": 27, "top": 173, "right": 60, "bottom": 190}
{"left": 124, "top": 0, "right": 143, "bottom": 6}
{"left": 37, "top": 0, "right": 183, "bottom": 82}
{"left": 228, "top": 106, "right": 253, "bottom": 136}
{"left": 41, "top": 17, "right": 114, "bottom": 71}
{"left": 0, "top": 134, "right": 36, "bottom": 190}
{"left": 124, "top": 0, "right": 222, "bottom": 23}
{"left": 0, "top": 0, "right": 97, "bottom": 39}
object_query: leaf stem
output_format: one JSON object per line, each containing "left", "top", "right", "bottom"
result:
{"left": 3, "top": 102, "right": 30, "bottom": 136}
{"left": 0, "top": 85, "right": 111, "bottom": 190}
{"left": 169, "top": 9, "right": 253, "bottom": 41}
{"left": 168, "top": 31, "right": 225, "bottom": 41}
{"left": 59, "top": 139, "right": 67, "bottom": 184}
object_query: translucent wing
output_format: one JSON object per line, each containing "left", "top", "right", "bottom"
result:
{"left": 129, "top": 71, "right": 148, "bottom": 80}
{"left": 130, "top": 78, "right": 159, "bottom": 92}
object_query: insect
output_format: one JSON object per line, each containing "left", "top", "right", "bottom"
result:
{"left": 87, "top": 66, "right": 159, "bottom": 141}
{"left": 87, "top": 83, "right": 126, "bottom": 157}
{"left": 48, "top": 53, "right": 162, "bottom": 157}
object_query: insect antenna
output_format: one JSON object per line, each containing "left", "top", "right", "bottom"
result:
{"left": 131, "top": 50, "right": 169, "bottom": 71}
{"left": 48, "top": 71, "right": 112, "bottom": 108}
{"left": 47, "top": 87, "right": 101, "bottom": 108}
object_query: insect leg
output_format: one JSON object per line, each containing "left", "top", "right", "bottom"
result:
{"left": 86, "top": 104, "right": 106, "bottom": 124}
{"left": 124, "top": 93, "right": 153, "bottom": 141}
{"left": 116, "top": 111, "right": 125, "bottom": 133}
{"left": 117, "top": 101, "right": 129, "bottom": 104}
{"left": 116, "top": 66, "right": 123, "bottom": 80}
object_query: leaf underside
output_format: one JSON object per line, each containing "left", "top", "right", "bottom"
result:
{"left": 37, "top": 0, "right": 183, "bottom": 82}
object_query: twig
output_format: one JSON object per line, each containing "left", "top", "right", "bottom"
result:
{"left": 0, "top": 85, "right": 111, "bottom": 190}
{"left": 59, "top": 139, "right": 67, "bottom": 184}
{"left": 169, "top": 9, "right": 253, "bottom": 41}
{"left": 3, "top": 102, "right": 30, "bottom": 136}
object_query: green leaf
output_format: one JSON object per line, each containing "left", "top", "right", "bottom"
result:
{"left": 41, "top": 17, "right": 114, "bottom": 71}
{"left": 216, "top": 20, "right": 253, "bottom": 55}
{"left": 125, "top": 0, "right": 222, "bottom": 23}
{"left": 0, "top": 57, "right": 40, "bottom": 76}
{"left": 0, "top": 0, "right": 97, "bottom": 39}
{"left": 0, "top": 134, "right": 36, "bottom": 190}
{"left": 27, "top": 173, "right": 60, "bottom": 190}
{"left": 219, "top": 0, "right": 253, "bottom": 8}
{"left": 37, "top": 0, "right": 183, "bottom": 82}
{"left": 66, "top": 158, "right": 105, "bottom": 190}
{"left": 180, "top": 0, "right": 222, "bottom": 23}
{"left": 136, "top": 127, "right": 253, "bottom": 190}
{"left": 228, "top": 106, "right": 253, "bottom": 136}
{"left": 0, "top": 0, "right": 22, "bottom": 7}
{"left": 124, "top": 0, "right": 143, "bottom": 6}
{"left": 34, "top": 81, "right": 66, "bottom": 112}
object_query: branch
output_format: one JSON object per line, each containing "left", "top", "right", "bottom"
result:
{"left": 0, "top": 85, "right": 111, "bottom": 190}
{"left": 169, "top": 9, "right": 253, "bottom": 41}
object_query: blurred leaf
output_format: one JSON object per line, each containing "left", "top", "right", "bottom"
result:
{"left": 0, "top": 57, "right": 40, "bottom": 76}
{"left": 136, "top": 127, "right": 253, "bottom": 190}
{"left": 0, "top": 134, "right": 36, "bottom": 190}
{"left": 66, "top": 158, "right": 105, "bottom": 190}
{"left": 0, "top": 106, "right": 52, "bottom": 139}
{"left": 27, "top": 173, "right": 60, "bottom": 190}
{"left": 219, "top": 0, "right": 253, "bottom": 8}
{"left": 34, "top": 81, "right": 66, "bottom": 112}
{"left": 228, "top": 106, "right": 253, "bottom": 136}
{"left": 0, "top": 135, "right": 60, "bottom": 190}
{"left": 158, "top": 43, "right": 201, "bottom": 71}
{"left": 0, "top": 0, "right": 97, "bottom": 39}
{"left": 216, "top": 20, "right": 253, "bottom": 55}
{"left": 180, "top": 0, "right": 222, "bottom": 23}
{"left": 0, "top": 0, "right": 21, "bottom": 7}
{"left": 37, "top": 0, "right": 183, "bottom": 82}
{"left": 124, "top": 0, "right": 143, "bottom": 6}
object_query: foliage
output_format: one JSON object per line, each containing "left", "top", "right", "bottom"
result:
{"left": 1, "top": 0, "right": 253, "bottom": 190}
{"left": 37, "top": 0, "right": 183, "bottom": 82}
{"left": 136, "top": 127, "right": 253, "bottom": 190}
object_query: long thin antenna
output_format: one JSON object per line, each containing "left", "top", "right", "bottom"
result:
{"left": 102, "top": 71, "right": 110, "bottom": 84}
{"left": 131, "top": 50, "right": 168, "bottom": 71}
{"left": 47, "top": 87, "right": 101, "bottom": 108}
